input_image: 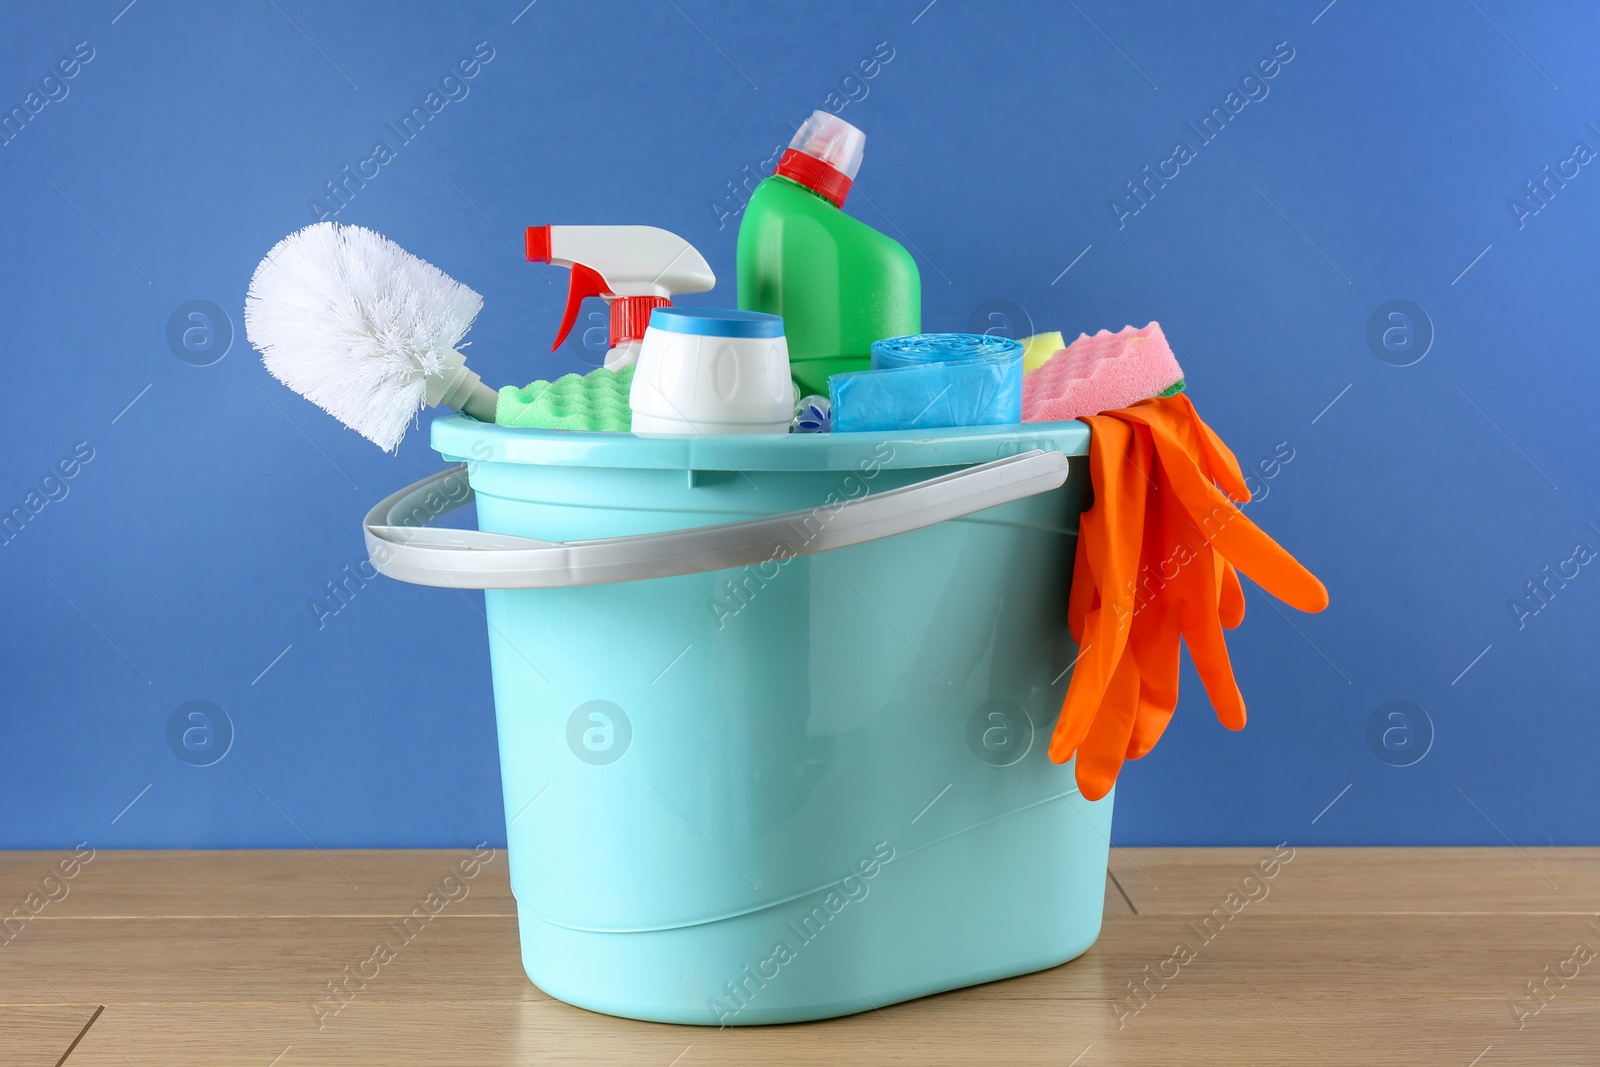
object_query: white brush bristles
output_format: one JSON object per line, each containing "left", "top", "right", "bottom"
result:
{"left": 244, "top": 222, "right": 485, "bottom": 452}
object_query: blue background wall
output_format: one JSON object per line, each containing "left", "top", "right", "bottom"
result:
{"left": 3, "top": 0, "right": 1596, "bottom": 849}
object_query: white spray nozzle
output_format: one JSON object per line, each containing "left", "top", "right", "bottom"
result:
{"left": 525, "top": 224, "right": 715, "bottom": 357}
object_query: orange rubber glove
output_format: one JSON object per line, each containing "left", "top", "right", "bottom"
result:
{"left": 1122, "top": 398, "right": 1327, "bottom": 614}
{"left": 1124, "top": 481, "right": 1182, "bottom": 760}
{"left": 1051, "top": 417, "right": 1150, "bottom": 765}
{"left": 1219, "top": 560, "right": 1245, "bottom": 629}
{"left": 1049, "top": 394, "right": 1328, "bottom": 800}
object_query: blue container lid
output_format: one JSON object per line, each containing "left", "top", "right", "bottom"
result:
{"left": 649, "top": 306, "right": 784, "bottom": 339}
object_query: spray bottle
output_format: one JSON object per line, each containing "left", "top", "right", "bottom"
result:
{"left": 526, "top": 225, "right": 716, "bottom": 370}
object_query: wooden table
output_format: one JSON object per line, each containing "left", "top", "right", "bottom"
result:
{"left": 3, "top": 848, "right": 1595, "bottom": 1065}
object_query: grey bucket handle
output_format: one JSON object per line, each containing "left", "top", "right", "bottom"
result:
{"left": 364, "top": 449, "right": 1070, "bottom": 590}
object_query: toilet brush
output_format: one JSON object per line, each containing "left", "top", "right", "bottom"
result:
{"left": 244, "top": 222, "right": 499, "bottom": 452}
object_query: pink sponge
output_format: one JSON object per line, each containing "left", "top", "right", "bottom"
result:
{"left": 1022, "top": 322, "right": 1185, "bottom": 422}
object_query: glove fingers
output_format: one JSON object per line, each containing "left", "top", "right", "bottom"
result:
{"left": 1143, "top": 418, "right": 1328, "bottom": 614}
{"left": 1126, "top": 600, "right": 1182, "bottom": 759}
{"left": 1051, "top": 417, "right": 1151, "bottom": 762}
{"left": 1073, "top": 638, "right": 1143, "bottom": 801}
{"left": 1056, "top": 605, "right": 1111, "bottom": 756}
{"left": 1173, "top": 545, "right": 1247, "bottom": 731}
{"left": 1124, "top": 474, "right": 1183, "bottom": 759}
{"left": 1218, "top": 557, "right": 1245, "bottom": 629}
{"left": 1183, "top": 618, "right": 1248, "bottom": 731}
{"left": 1153, "top": 491, "right": 1246, "bottom": 731}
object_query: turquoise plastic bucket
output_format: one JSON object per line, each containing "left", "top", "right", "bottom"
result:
{"left": 367, "top": 416, "right": 1109, "bottom": 1026}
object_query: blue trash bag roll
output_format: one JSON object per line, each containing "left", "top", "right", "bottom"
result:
{"left": 828, "top": 333, "right": 1024, "bottom": 433}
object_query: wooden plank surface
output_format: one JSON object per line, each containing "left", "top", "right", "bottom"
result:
{"left": 5, "top": 848, "right": 1597, "bottom": 1065}
{"left": 0, "top": 848, "right": 517, "bottom": 918}
{"left": 53, "top": 997, "right": 1600, "bottom": 1067}
{"left": 1108, "top": 845, "right": 1599, "bottom": 914}
{"left": 0, "top": 1006, "right": 100, "bottom": 1066}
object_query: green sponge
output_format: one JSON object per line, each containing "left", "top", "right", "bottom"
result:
{"left": 496, "top": 366, "right": 634, "bottom": 432}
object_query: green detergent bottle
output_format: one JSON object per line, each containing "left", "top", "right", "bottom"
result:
{"left": 737, "top": 111, "right": 921, "bottom": 397}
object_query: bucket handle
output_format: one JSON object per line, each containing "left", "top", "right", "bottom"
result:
{"left": 364, "top": 449, "right": 1070, "bottom": 590}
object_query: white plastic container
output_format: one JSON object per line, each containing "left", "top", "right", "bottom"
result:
{"left": 629, "top": 307, "right": 793, "bottom": 435}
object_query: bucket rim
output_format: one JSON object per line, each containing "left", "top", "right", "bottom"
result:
{"left": 432, "top": 414, "right": 1089, "bottom": 472}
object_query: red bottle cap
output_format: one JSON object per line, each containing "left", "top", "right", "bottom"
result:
{"left": 611, "top": 295, "right": 670, "bottom": 347}
{"left": 775, "top": 149, "right": 854, "bottom": 208}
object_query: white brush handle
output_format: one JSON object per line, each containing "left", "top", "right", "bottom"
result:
{"left": 428, "top": 359, "right": 498, "bottom": 422}
{"left": 463, "top": 382, "right": 499, "bottom": 422}
{"left": 441, "top": 374, "right": 499, "bottom": 423}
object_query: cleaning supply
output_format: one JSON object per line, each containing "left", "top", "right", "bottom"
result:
{"left": 1023, "top": 322, "right": 1186, "bottom": 423}
{"left": 497, "top": 366, "right": 634, "bottom": 432}
{"left": 1050, "top": 392, "right": 1328, "bottom": 800}
{"left": 366, "top": 414, "right": 1102, "bottom": 1025}
{"left": 737, "top": 111, "right": 921, "bottom": 396}
{"left": 1020, "top": 331, "right": 1066, "bottom": 375}
{"left": 527, "top": 225, "right": 715, "bottom": 370}
{"left": 791, "top": 394, "right": 831, "bottom": 433}
{"left": 629, "top": 308, "right": 792, "bottom": 435}
{"left": 245, "top": 222, "right": 499, "bottom": 451}
{"left": 829, "top": 333, "right": 1023, "bottom": 433}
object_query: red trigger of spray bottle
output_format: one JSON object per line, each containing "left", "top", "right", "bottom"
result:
{"left": 525, "top": 225, "right": 717, "bottom": 370}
